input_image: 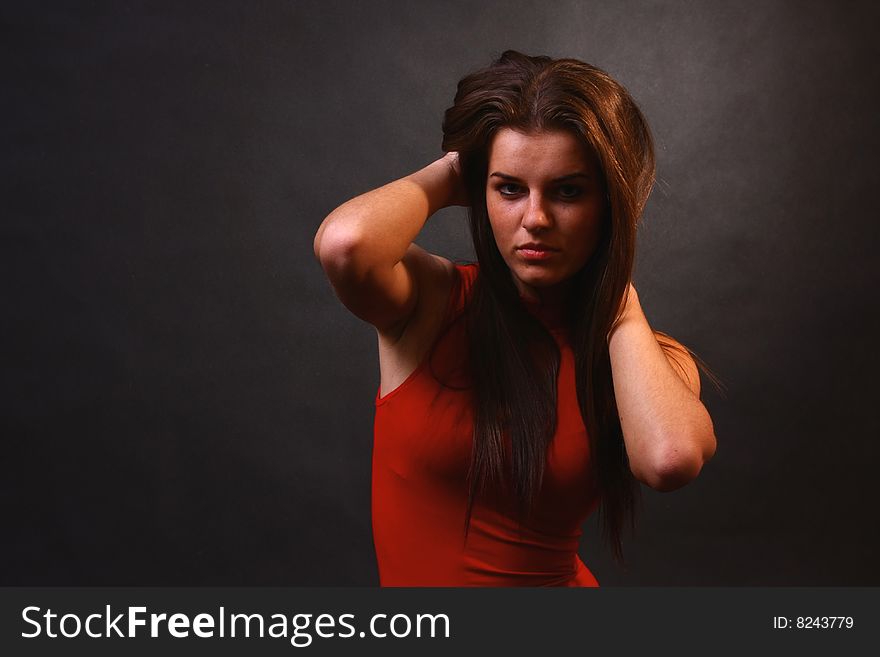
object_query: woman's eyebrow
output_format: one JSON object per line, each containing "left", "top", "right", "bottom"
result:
{"left": 489, "top": 171, "right": 593, "bottom": 182}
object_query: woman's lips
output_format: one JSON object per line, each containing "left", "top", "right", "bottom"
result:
{"left": 517, "top": 246, "right": 557, "bottom": 261}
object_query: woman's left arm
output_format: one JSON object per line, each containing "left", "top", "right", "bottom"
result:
{"left": 607, "top": 284, "right": 717, "bottom": 492}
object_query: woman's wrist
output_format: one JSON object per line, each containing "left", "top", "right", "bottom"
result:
{"left": 608, "top": 283, "right": 642, "bottom": 343}
{"left": 622, "top": 283, "right": 639, "bottom": 318}
{"left": 408, "top": 153, "right": 468, "bottom": 213}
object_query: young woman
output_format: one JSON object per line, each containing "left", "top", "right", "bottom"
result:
{"left": 313, "top": 51, "right": 716, "bottom": 586}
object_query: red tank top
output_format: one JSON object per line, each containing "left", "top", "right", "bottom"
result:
{"left": 372, "top": 263, "right": 600, "bottom": 586}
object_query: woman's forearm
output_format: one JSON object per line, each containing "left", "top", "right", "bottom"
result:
{"left": 313, "top": 155, "right": 461, "bottom": 273}
{"left": 608, "top": 286, "right": 717, "bottom": 491}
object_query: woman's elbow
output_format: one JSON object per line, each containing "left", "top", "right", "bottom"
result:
{"left": 313, "top": 221, "right": 368, "bottom": 278}
{"left": 638, "top": 428, "right": 716, "bottom": 492}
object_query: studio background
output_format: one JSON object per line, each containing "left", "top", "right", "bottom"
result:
{"left": 3, "top": 0, "right": 878, "bottom": 585}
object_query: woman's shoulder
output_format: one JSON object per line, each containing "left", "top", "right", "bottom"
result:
{"left": 374, "top": 257, "right": 474, "bottom": 395}
{"left": 447, "top": 261, "right": 478, "bottom": 318}
{"left": 415, "top": 259, "right": 477, "bottom": 328}
{"left": 402, "top": 258, "right": 477, "bottom": 350}
{"left": 455, "top": 261, "right": 479, "bottom": 282}
{"left": 416, "top": 257, "right": 476, "bottom": 314}
{"left": 376, "top": 256, "right": 474, "bottom": 349}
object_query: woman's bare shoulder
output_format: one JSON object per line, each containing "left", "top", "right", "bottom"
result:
{"left": 376, "top": 246, "right": 457, "bottom": 347}
{"left": 375, "top": 249, "right": 458, "bottom": 397}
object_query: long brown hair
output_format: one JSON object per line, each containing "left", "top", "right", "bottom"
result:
{"left": 441, "top": 50, "right": 656, "bottom": 562}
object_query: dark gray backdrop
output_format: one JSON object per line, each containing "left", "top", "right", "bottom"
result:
{"left": 3, "top": 0, "right": 878, "bottom": 585}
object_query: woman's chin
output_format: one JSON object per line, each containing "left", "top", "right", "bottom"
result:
{"left": 510, "top": 269, "right": 570, "bottom": 297}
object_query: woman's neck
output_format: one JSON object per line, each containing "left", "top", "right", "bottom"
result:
{"left": 514, "top": 278, "right": 573, "bottom": 307}
{"left": 517, "top": 288, "right": 570, "bottom": 331}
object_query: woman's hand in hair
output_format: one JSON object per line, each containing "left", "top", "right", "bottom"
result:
{"left": 440, "top": 151, "right": 470, "bottom": 207}
{"left": 314, "top": 152, "right": 465, "bottom": 334}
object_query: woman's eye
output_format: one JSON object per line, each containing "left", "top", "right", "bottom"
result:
{"left": 557, "top": 184, "right": 583, "bottom": 199}
{"left": 498, "top": 183, "right": 522, "bottom": 196}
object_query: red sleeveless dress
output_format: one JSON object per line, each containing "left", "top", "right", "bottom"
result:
{"left": 372, "top": 263, "right": 600, "bottom": 586}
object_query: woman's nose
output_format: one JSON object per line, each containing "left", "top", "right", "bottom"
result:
{"left": 521, "top": 194, "right": 553, "bottom": 231}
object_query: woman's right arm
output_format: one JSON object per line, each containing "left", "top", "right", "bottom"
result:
{"left": 313, "top": 152, "right": 466, "bottom": 337}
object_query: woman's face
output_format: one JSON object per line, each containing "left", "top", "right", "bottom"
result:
{"left": 485, "top": 127, "right": 606, "bottom": 303}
